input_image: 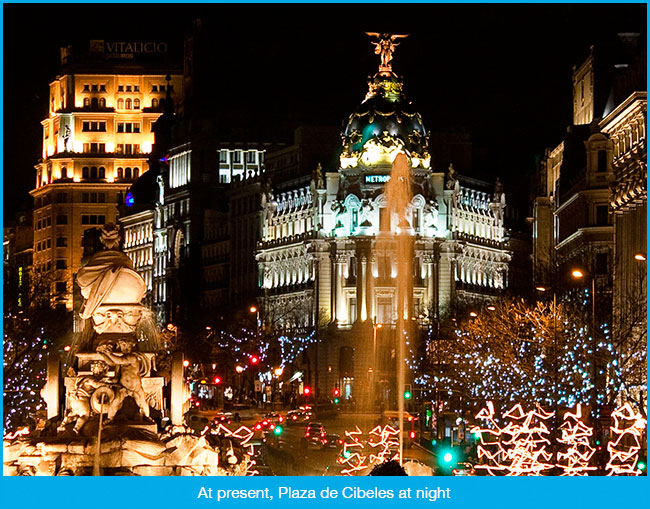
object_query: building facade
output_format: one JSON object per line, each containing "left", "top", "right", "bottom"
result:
{"left": 29, "top": 41, "right": 182, "bottom": 312}
{"left": 257, "top": 42, "right": 511, "bottom": 402}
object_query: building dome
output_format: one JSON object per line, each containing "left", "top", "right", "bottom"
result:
{"left": 340, "top": 72, "right": 430, "bottom": 170}
{"left": 125, "top": 168, "right": 160, "bottom": 209}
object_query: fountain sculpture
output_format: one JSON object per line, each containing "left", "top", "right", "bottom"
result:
{"left": 3, "top": 224, "right": 253, "bottom": 476}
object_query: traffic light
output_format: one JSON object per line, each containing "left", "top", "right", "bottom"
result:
{"left": 637, "top": 458, "right": 646, "bottom": 472}
{"left": 250, "top": 355, "right": 259, "bottom": 365}
{"left": 333, "top": 388, "right": 340, "bottom": 397}
{"left": 333, "top": 398, "right": 340, "bottom": 404}
{"left": 303, "top": 386, "right": 312, "bottom": 396}
{"left": 442, "top": 449, "right": 455, "bottom": 464}
{"left": 403, "top": 384, "right": 412, "bottom": 400}
{"left": 273, "top": 425, "right": 284, "bottom": 436}
{"left": 213, "top": 376, "right": 221, "bottom": 384}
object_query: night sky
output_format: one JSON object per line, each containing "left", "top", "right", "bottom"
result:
{"left": 2, "top": 3, "right": 646, "bottom": 221}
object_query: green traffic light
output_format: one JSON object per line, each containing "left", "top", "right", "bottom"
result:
{"left": 404, "top": 391, "right": 412, "bottom": 400}
{"left": 443, "top": 452, "right": 453, "bottom": 463}
{"left": 273, "top": 425, "right": 283, "bottom": 435}
{"left": 333, "top": 398, "right": 340, "bottom": 404}
{"left": 637, "top": 461, "right": 646, "bottom": 471}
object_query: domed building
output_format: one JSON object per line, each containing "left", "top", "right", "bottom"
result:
{"left": 256, "top": 35, "right": 511, "bottom": 404}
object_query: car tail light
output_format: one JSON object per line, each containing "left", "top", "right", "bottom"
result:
{"left": 452, "top": 469, "right": 458, "bottom": 475}
{"left": 323, "top": 439, "right": 328, "bottom": 444}
{"left": 279, "top": 416, "right": 284, "bottom": 422}
{"left": 338, "top": 439, "right": 343, "bottom": 444}
{"left": 321, "top": 432, "right": 326, "bottom": 437}
{"left": 270, "top": 424, "right": 275, "bottom": 430}
{"left": 305, "top": 432, "right": 310, "bottom": 437}
{"left": 262, "top": 420, "right": 268, "bottom": 425}
{"left": 409, "top": 431, "right": 416, "bottom": 439}
{"left": 255, "top": 424, "right": 262, "bottom": 430}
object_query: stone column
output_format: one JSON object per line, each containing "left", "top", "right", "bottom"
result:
{"left": 44, "top": 354, "right": 60, "bottom": 420}
{"left": 170, "top": 351, "right": 186, "bottom": 425}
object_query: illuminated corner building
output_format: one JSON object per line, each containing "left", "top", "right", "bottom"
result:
{"left": 257, "top": 44, "right": 511, "bottom": 402}
{"left": 29, "top": 40, "right": 182, "bottom": 315}
{"left": 598, "top": 37, "right": 646, "bottom": 404}
{"left": 532, "top": 34, "right": 644, "bottom": 295}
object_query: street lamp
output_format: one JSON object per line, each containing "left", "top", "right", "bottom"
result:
{"left": 571, "top": 268, "right": 598, "bottom": 416}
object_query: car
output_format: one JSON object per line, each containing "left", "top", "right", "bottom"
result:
{"left": 452, "top": 461, "right": 476, "bottom": 476}
{"left": 253, "top": 418, "right": 277, "bottom": 432}
{"left": 320, "top": 433, "right": 343, "bottom": 450}
{"left": 264, "top": 412, "right": 285, "bottom": 425}
{"left": 212, "top": 412, "right": 234, "bottom": 426}
{"left": 303, "top": 422, "right": 326, "bottom": 447}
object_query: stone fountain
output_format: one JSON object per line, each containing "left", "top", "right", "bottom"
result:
{"left": 3, "top": 224, "right": 254, "bottom": 476}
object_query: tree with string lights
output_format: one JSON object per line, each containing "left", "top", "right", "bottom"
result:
{"left": 3, "top": 275, "right": 72, "bottom": 432}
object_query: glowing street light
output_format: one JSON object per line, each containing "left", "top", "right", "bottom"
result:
{"left": 634, "top": 252, "right": 646, "bottom": 261}
{"left": 235, "top": 365, "right": 244, "bottom": 374}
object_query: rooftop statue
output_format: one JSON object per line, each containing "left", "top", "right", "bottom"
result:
{"left": 77, "top": 224, "right": 147, "bottom": 334}
{"left": 366, "top": 32, "right": 409, "bottom": 74}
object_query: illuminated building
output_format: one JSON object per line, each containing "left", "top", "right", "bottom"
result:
{"left": 29, "top": 40, "right": 181, "bottom": 312}
{"left": 256, "top": 40, "right": 511, "bottom": 400}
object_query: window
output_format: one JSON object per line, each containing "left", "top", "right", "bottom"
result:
{"left": 117, "top": 98, "right": 124, "bottom": 109}
{"left": 133, "top": 98, "right": 140, "bottom": 109}
{"left": 596, "top": 253, "right": 609, "bottom": 275}
{"left": 56, "top": 236, "right": 68, "bottom": 247}
{"left": 91, "top": 98, "right": 98, "bottom": 108}
{"left": 232, "top": 151, "right": 241, "bottom": 164}
{"left": 151, "top": 98, "right": 158, "bottom": 108}
{"left": 134, "top": 85, "right": 140, "bottom": 92}
{"left": 61, "top": 167, "right": 68, "bottom": 179}
{"left": 117, "top": 167, "right": 124, "bottom": 179}
{"left": 152, "top": 85, "right": 158, "bottom": 92}
{"left": 597, "top": 150, "right": 607, "bottom": 172}
{"left": 125, "top": 167, "right": 132, "bottom": 179}
{"left": 126, "top": 85, "right": 132, "bottom": 92}
{"left": 133, "top": 167, "right": 140, "bottom": 178}
{"left": 99, "top": 167, "right": 105, "bottom": 179}
{"left": 246, "top": 151, "right": 256, "bottom": 163}
{"left": 56, "top": 259, "right": 67, "bottom": 270}
{"left": 81, "top": 215, "right": 106, "bottom": 225}
{"left": 100, "top": 84, "right": 106, "bottom": 92}
{"left": 56, "top": 192, "right": 67, "bottom": 203}
{"left": 83, "top": 98, "right": 90, "bottom": 107}
{"left": 125, "top": 98, "right": 132, "bottom": 109}
{"left": 82, "top": 167, "right": 89, "bottom": 179}
{"left": 84, "top": 84, "right": 90, "bottom": 92}
{"left": 118, "top": 85, "right": 124, "bottom": 92}
{"left": 219, "top": 151, "right": 228, "bottom": 163}
{"left": 596, "top": 205, "right": 610, "bottom": 226}
{"left": 99, "top": 98, "right": 106, "bottom": 108}
{"left": 91, "top": 84, "right": 98, "bottom": 92}
{"left": 56, "top": 214, "right": 68, "bottom": 225}
{"left": 117, "top": 123, "right": 124, "bottom": 133}
{"left": 133, "top": 123, "right": 140, "bottom": 133}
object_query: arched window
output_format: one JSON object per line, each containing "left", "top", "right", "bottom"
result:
{"left": 125, "top": 98, "right": 132, "bottom": 109}
{"left": 83, "top": 98, "right": 90, "bottom": 107}
{"left": 90, "top": 167, "right": 98, "bottom": 179}
{"left": 133, "top": 98, "right": 140, "bottom": 109}
{"left": 82, "top": 167, "right": 89, "bottom": 179}
{"left": 99, "top": 167, "right": 105, "bottom": 179}
{"left": 91, "top": 97, "right": 98, "bottom": 108}
{"left": 61, "top": 167, "right": 68, "bottom": 179}
{"left": 117, "top": 167, "right": 124, "bottom": 179}
{"left": 99, "top": 97, "right": 106, "bottom": 107}
{"left": 133, "top": 167, "right": 140, "bottom": 178}
{"left": 125, "top": 167, "right": 132, "bottom": 179}
{"left": 151, "top": 98, "right": 158, "bottom": 108}
{"left": 117, "top": 98, "right": 124, "bottom": 109}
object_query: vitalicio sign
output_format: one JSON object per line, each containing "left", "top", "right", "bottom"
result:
{"left": 91, "top": 40, "right": 168, "bottom": 58}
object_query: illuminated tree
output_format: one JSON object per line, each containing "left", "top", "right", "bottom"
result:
{"left": 3, "top": 276, "right": 72, "bottom": 432}
{"left": 556, "top": 404, "right": 597, "bottom": 475}
{"left": 428, "top": 297, "right": 594, "bottom": 409}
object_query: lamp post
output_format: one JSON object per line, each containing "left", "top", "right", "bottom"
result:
{"left": 372, "top": 318, "right": 382, "bottom": 409}
{"left": 571, "top": 269, "right": 597, "bottom": 416}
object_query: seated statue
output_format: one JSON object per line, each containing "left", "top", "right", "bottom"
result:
{"left": 57, "top": 361, "right": 122, "bottom": 434}
{"left": 76, "top": 224, "right": 146, "bottom": 334}
{"left": 97, "top": 338, "right": 151, "bottom": 419}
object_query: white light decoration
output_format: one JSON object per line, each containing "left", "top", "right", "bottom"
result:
{"left": 606, "top": 403, "right": 647, "bottom": 476}
{"left": 339, "top": 425, "right": 402, "bottom": 475}
{"left": 556, "top": 404, "right": 597, "bottom": 475}
{"left": 471, "top": 401, "right": 555, "bottom": 476}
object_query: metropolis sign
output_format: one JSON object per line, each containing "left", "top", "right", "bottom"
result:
{"left": 364, "top": 174, "right": 391, "bottom": 184}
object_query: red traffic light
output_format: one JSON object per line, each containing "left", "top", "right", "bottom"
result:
{"left": 213, "top": 376, "right": 221, "bottom": 384}
{"left": 333, "top": 388, "right": 340, "bottom": 397}
{"left": 303, "top": 386, "right": 311, "bottom": 396}
{"left": 250, "top": 356, "right": 259, "bottom": 365}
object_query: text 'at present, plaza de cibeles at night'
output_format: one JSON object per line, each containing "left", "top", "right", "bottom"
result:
{"left": 2, "top": 24, "right": 647, "bottom": 477}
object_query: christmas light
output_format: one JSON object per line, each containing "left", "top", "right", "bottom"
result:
{"left": 556, "top": 404, "right": 596, "bottom": 475}
{"left": 606, "top": 403, "right": 647, "bottom": 476}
